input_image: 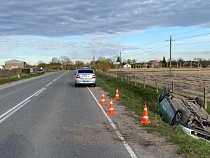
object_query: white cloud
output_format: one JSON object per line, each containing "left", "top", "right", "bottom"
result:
{"left": 0, "top": 0, "right": 209, "bottom": 36}
{"left": 0, "top": 0, "right": 210, "bottom": 65}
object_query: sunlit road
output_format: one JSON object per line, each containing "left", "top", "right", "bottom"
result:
{"left": 0, "top": 71, "right": 135, "bottom": 158}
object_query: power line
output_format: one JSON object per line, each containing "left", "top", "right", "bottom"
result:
{"left": 172, "top": 28, "right": 207, "bottom": 36}
{"left": 175, "top": 40, "right": 210, "bottom": 45}
{"left": 116, "top": 28, "right": 210, "bottom": 59}
{"left": 175, "top": 32, "right": 210, "bottom": 40}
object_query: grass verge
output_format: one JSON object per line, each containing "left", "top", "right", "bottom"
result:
{"left": 97, "top": 71, "right": 210, "bottom": 158}
{"left": 0, "top": 73, "right": 43, "bottom": 85}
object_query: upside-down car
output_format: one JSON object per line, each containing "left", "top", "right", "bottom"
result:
{"left": 158, "top": 87, "right": 210, "bottom": 143}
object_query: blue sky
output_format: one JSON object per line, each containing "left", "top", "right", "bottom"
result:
{"left": 0, "top": 0, "right": 210, "bottom": 65}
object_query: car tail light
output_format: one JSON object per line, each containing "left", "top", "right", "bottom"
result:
{"left": 76, "top": 74, "right": 80, "bottom": 78}
{"left": 92, "top": 75, "right": 96, "bottom": 78}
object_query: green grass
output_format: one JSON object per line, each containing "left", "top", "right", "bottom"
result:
{"left": 97, "top": 71, "right": 210, "bottom": 158}
{"left": 0, "top": 73, "right": 43, "bottom": 85}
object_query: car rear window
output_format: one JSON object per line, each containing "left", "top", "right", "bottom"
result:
{"left": 78, "top": 69, "right": 94, "bottom": 73}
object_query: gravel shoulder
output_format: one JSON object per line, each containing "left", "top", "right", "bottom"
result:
{"left": 90, "top": 87, "right": 182, "bottom": 158}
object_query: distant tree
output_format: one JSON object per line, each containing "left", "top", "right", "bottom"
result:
{"left": 162, "top": 56, "right": 167, "bottom": 68}
{"left": 51, "top": 57, "right": 60, "bottom": 64}
{"left": 132, "top": 59, "right": 137, "bottom": 64}
{"left": 106, "top": 58, "right": 113, "bottom": 63}
{"left": 123, "top": 59, "right": 126, "bottom": 65}
{"left": 106, "top": 58, "right": 115, "bottom": 68}
{"left": 132, "top": 59, "right": 137, "bottom": 68}
{"left": 75, "top": 60, "right": 84, "bottom": 69}
{"left": 116, "top": 56, "right": 121, "bottom": 63}
{"left": 60, "top": 56, "right": 73, "bottom": 66}
{"left": 177, "top": 58, "right": 184, "bottom": 68}
{"left": 98, "top": 56, "right": 105, "bottom": 61}
{"left": 99, "top": 60, "right": 110, "bottom": 72}
{"left": 171, "top": 59, "right": 176, "bottom": 67}
{"left": 37, "top": 61, "right": 47, "bottom": 68}
{"left": 199, "top": 59, "right": 209, "bottom": 68}
{"left": 94, "top": 57, "right": 111, "bottom": 72}
{"left": 127, "top": 59, "right": 132, "bottom": 64}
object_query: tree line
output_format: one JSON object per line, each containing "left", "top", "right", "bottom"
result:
{"left": 36, "top": 56, "right": 210, "bottom": 72}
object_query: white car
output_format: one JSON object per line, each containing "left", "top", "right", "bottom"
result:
{"left": 74, "top": 68, "right": 96, "bottom": 87}
{"left": 37, "top": 68, "right": 44, "bottom": 74}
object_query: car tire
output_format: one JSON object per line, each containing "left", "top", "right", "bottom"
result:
{"left": 195, "top": 97, "right": 203, "bottom": 107}
{"left": 75, "top": 83, "right": 78, "bottom": 87}
{"left": 172, "top": 109, "right": 189, "bottom": 125}
{"left": 159, "top": 87, "right": 170, "bottom": 102}
{"left": 93, "top": 84, "right": 96, "bottom": 87}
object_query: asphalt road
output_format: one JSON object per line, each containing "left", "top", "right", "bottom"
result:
{"left": 0, "top": 71, "right": 136, "bottom": 158}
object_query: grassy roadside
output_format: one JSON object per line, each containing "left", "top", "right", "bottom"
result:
{"left": 97, "top": 71, "right": 210, "bottom": 158}
{"left": 0, "top": 73, "right": 43, "bottom": 85}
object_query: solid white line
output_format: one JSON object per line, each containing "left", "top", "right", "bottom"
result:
{"left": 35, "top": 88, "right": 46, "bottom": 96}
{"left": 0, "top": 87, "right": 46, "bottom": 124}
{"left": 87, "top": 87, "right": 138, "bottom": 158}
{"left": 0, "top": 71, "right": 67, "bottom": 124}
{"left": 33, "top": 88, "right": 45, "bottom": 96}
{"left": 0, "top": 99, "right": 29, "bottom": 120}
{"left": 0, "top": 100, "right": 30, "bottom": 124}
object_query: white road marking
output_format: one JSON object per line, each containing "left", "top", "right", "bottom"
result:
{"left": 88, "top": 87, "right": 138, "bottom": 158}
{"left": 0, "top": 87, "right": 45, "bottom": 123}
{"left": 46, "top": 82, "right": 53, "bottom": 87}
{"left": 0, "top": 87, "right": 46, "bottom": 123}
{"left": 0, "top": 71, "right": 68, "bottom": 124}
{"left": 34, "top": 88, "right": 46, "bottom": 96}
{"left": 0, "top": 100, "right": 31, "bottom": 124}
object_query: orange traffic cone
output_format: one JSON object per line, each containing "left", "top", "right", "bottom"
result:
{"left": 107, "top": 98, "right": 115, "bottom": 115}
{"left": 100, "top": 92, "right": 106, "bottom": 105}
{"left": 114, "top": 88, "right": 120, "bottom": 100}
{"left": 141, "top": 104, "right": 151, "bottom": 124}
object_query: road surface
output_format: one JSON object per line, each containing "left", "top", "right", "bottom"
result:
{"left": 0, "top": 71, "right": 137, "bottom": 158}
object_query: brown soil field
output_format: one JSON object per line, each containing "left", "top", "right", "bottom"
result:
{"left": 109, "top": 68, "right": 210, "bottom": 99}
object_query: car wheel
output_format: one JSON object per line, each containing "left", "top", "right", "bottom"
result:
{"left": 75, "top": 83, "right": 78, "bottom": 87}
{"left": 93, "top": 84, "right": 96, "bottom": 87}
{"left": 172, "top": 109, "right": 189, "bottom": 125}
{"left": 195, "top": 97, "right": 203, "bottom": 107}
{"left": 159, "top": 87, "right": 170, "bottom": 102}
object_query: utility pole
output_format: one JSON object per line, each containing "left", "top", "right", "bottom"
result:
{"left": 167, "top": 35, "right": 175, "bottom": 76}
{"left": 120, "top": 51, "right": 122, "bottom": 71}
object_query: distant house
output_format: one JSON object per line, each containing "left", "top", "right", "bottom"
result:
{"left": 147, "top": 60, "right": 159, "bottom": 68}
{"left": 0, "top": 65, "right": 3, "bottom": 70}
{"left": 5, "top": 59, "right": 26, "bottom": 70}
{"left": 123, "top": 63, "right": 131, "bottom": 69}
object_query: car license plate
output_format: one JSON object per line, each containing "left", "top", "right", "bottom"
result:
{"left": 83, "top": 80, "right": 89, "bottom": 82}
{"left": 82, "top": 75, "right": 88, "bottom": 78}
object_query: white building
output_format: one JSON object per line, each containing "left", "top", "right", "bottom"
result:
{"left": 123, "top": 64, "right": 131, "bottom": 69}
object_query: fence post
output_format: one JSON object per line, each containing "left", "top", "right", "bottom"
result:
{"left": 135, "top": 76, "right": 137, "bottom": 85}
{"left": 127, "top": 75, "right": 129, "bottom": 83}
{"left": 155, "top": 79, "right": 158, "bottom": 92}
{"left": 204, "top": 87, "right": 208, "bottom": 109}
{"left": 172, "top": 81, "right": 174, "bottom": 93}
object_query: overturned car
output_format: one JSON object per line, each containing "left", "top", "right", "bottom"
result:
{"left": 158, "top": 87, "right": 210, "bottom": 143}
